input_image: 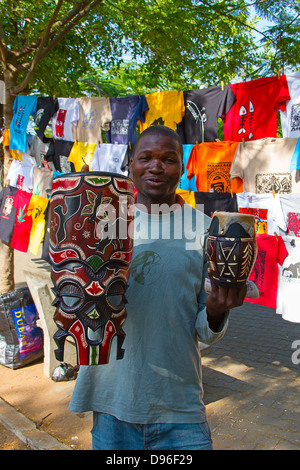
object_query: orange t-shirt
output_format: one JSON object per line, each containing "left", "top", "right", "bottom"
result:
{"left": 186, "top": 141, "right": 243, "bottom": 193}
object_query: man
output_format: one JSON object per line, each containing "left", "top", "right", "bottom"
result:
{"left": 69, "top": 125, "right": 247, "bottom": 450}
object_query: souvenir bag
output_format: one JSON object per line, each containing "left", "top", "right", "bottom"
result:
{"left": 49, "top": 171, "right": 134, "bottom": 365}
{"left": 206, "top": 212, "right": 258, "bottom": 292}
{"left": 0, "top": 287, "right": 43, "bottom": 369}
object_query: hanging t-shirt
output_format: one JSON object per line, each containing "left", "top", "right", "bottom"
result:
{"left": 140, "top": 91, "right": 185, "bottom": 132}
{"left": 29, "top": 135, "right": 54, "bottom": 170}
{"left": 2, "top": 128, "right": 10, "bottom": 148}
{"left": 0, "top": 185, "right": 18, "bottom": 243}
{"left": 90, "top": 143, "right": 128, "bottom": 176}
{"left": 289, "top": 137, "right": 300, "bottom": 173}
{"left": 230, "top": 137, "right": 299, "bottom": 194}
{"left": 10, "top": 190, "right": 33, "bottom": 252}
{"left": 246, "top": 234, "right": 288, "bottom": 309}
{"left": 9, "top": 95, "right": 38, "bottom": 153}
{"left": 223, "top": 75, "right": 290, "bottom": 142}
{"left": 175, "top": 189, "right": 196, "bottom": 208}
{"left": 177, "top": 85, "right": 236, "bottom": 144}
{"left": 276, "top": 236, "right": 300, "bottom": 323}
{"left": 45, "top": 139, "right": 75, "bottom": 173}
{"left": 280, "top": 71, "right": 300, "bottom": 138}
{"left": 35, "top": 96, "right": 59, "bottom": 140}
{"left": 75, "top": 97, "right": 112, "bottom": 143}
{"left": 51, "top": 97, "right": 79, "bottom": 141}
{"left": 177, "top": 144, "right": 197, "bottom": 191}
{"left": 194, "top": 191, "right": 238, "bottom": 218}
{"left": 106, "top": 95, "right": 148, "bottom": 146}
{"left": 32, "top": 167, "right": 53, "bottom": 199}
{"left": 237, "top": 192, "right": 286, "bottom": 235}
{"left": 68, "top": 141, "right": 97, "bottom": 172}
{"left": 28, "top": 194, "right": 49, "bottom": 256}
{"left": 277, "top": 194, "right": 300, "bottom": 237}
{"left": 6, "top": 154, "right": 37, "bottom": 192}
{"left": 186, "top": 141, "right": 243, "bottom": 193}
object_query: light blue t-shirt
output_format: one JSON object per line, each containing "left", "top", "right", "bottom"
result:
{"left": 177, "top": 144, "right": 197, "bottom": 191}
{"left": 69, "top": 203, "right": 229, "bottom": 423}
{"left": 10, "top": 95, "right": 37, "bottom": 153}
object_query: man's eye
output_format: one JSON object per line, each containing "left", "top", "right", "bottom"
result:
{"left": 139, "top": 155, "right": 151, "bottom": 161}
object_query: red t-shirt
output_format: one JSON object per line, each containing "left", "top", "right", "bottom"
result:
{"left": 223, "top": 75, "right": 290, "bottom": 142}
{"left": 10, "top": 190, "right": 33, "bottom": 252}
{"left": 246, "top": 234, "right": 288, "bottom": 309}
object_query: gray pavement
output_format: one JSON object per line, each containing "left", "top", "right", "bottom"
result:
{"left": 0, "top": 249, "right": 299, "bottom": 450}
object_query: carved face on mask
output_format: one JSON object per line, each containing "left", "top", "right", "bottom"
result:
{"left": 49, "top": 172, "right": 134, "bottom": 365}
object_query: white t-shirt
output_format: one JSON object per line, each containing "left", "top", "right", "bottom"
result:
{"left": 276, "top": 236, "right": 300, "bottom": 323}
{"left": 280, "top": 71, "right": 300, "bottom": 138}
{"left": 90, "top": 143, "right": 128, "bottom": 176}
{"left": 51, "top": 97, "right": 79, "bottom": 141}
{"left": 7, "top": 154, "right": 37, "bottom": 192}
{"left": 230, "top": 137, "right": 299, "bottom": 194}
{"left": 237, "top": 192, "right": 286, "bottom": 235}
{"left": 278, "top": 194, "right": 300, "bottom": 237}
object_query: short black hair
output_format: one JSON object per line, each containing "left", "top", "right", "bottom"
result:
{"left": 132, "top": 125, "right": 183, "bottom": 160}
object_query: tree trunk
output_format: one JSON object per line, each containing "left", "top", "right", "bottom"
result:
{"left": 0, "top": 68, "right": 19, "bottom": 293}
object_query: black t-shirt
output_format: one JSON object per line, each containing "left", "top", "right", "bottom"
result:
{"left": 45, "top": 139, "right": 75, "bottom": 173}
{"left": 0, "top": 185, "right": 18, "bottom": 243}
{"left": 35, "top": 96, "right": 59, "bottom": 140}
{"left": 194, "top": 191, "right": 238, "bottom": 218}
{"left": 177, "top": 85, "right": 236, "bottom": 144}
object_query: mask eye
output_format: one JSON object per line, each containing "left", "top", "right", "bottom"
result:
{"left": 59, "top": 283, "right": 84, "bottom": 312}
{"left": 106, "top": 280, "right": 126, "bottom": 310}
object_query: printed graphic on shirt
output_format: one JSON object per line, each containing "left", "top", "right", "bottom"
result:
{"left": 150, "top": 117, "right": 164, "bottom": 126}
{"left": 185, "top": 100, "right": 207, "bottom": 142}
{"left": 2, "top": 196, "right": 14, "bottom": 219}
{"left": 290, "top": 103, "right": 300, "bottom": 133}
{"left": 59, "top": 155, "right": 72, "bottom": 173}
{"left": 111, "top": 119, "right": 129, "bottom": 136}
{"left": 17, "top": 175, "right": 24, "bottom": 190}
{"left": 249, "top": 250, "right": 266, "bottom": 296}
{"left": 130, "top": 251, "right": 163, "bottom": 285}
{"left": 239, "top": 207, "right": 268, "bottom": 234}
{"left": 238, "top": 100, "right": 255, "bottom": 140}
{"left": 56, "top": 109, "right": 67, "bottom": 138}
{"left": 288, "top": 212, "right": 300, "bottom": 237}
{"left": 207, "top": 162, "right": 231, "bottom": 192}
{"left": 255, "top": 173, "right": 292, "bottom": 194}
{"left": 82, "top": 109, "right": 98, "bottom": 129}
{"left": 282, "top": 262, "right": 300, "bottom": 278}
{"left": 35, "top": 108, "right": 44, "bottom": 127}
{"left": 14, "top": 104, "right": 28, "bottom": 133}
{"left": 17, "top": 204, "right": 27, "bottom": 224}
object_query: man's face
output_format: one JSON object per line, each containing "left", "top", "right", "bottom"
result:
{"left": 130, "top": 133, "right": 184, "bottom": 205}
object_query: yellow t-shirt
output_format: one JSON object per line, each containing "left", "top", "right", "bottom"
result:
{"left": 28, "top": 194, "right": 49, "bottom": 256}
{"left": 68, "top": 141, "right": 97, "bottom": 172}
{"left": 176, "top": 188, "right": 196, "bottom": 208}
{"left": 139, "top": 91, "right": 185, "bottom": 132}
{"left": 186, "top": 141, "right": 243, "bottom": 193}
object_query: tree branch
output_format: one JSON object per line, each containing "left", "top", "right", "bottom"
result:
{"left": 10, "top": 0, "right": 104, "bottom": 94}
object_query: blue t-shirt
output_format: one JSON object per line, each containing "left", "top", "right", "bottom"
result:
{"left": 10, "top": 95, "right": 37, "bottom": 153}
{"left": 289, "top": 137, "right": 300, "bottom": 172}
{"left": 106, "top": 95, "right": 148, "bottom": 145}
{"left": 69, "top": 203, "right": 229, "bottom": 424}
{"left": 177, "top": 144, "right": 198, "bottom": 191}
